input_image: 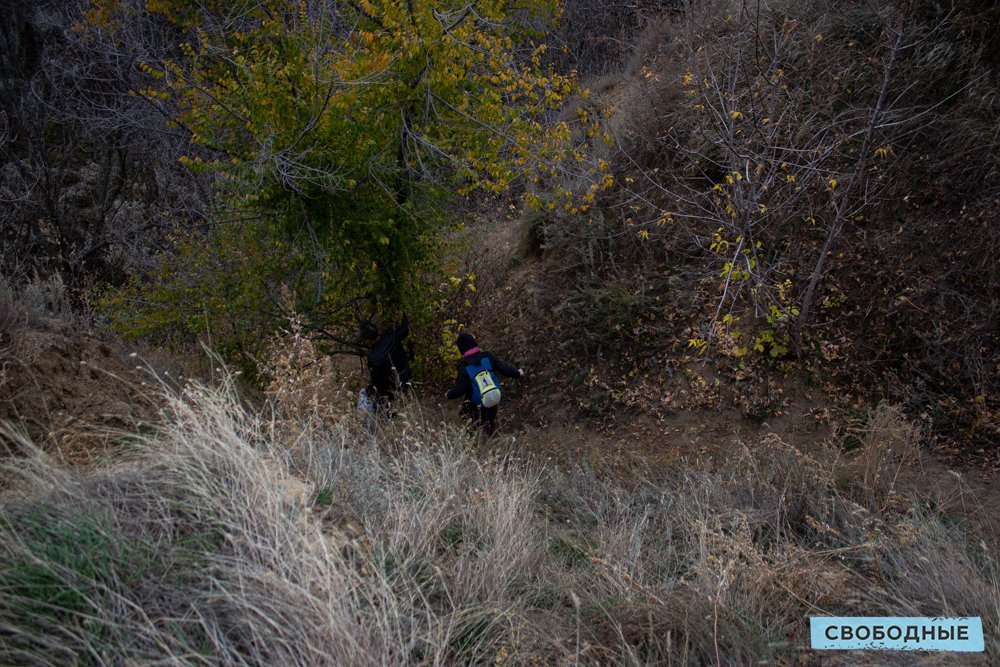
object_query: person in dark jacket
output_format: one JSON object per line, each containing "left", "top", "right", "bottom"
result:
{"left": 445, "top": 332, "right": 523, "bottom": 436}
{"left": 359, "top": 316, "right": 412, "bottom": 412}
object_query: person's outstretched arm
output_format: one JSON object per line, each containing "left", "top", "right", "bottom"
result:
{"left": 487, "top": 352, "right": 524, "bottom": 379}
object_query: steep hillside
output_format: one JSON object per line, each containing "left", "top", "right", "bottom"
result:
{"left": 481, "top": 0, "right": 999, "bottom": 462}
{"left": 0, "top": 315, "right": 160, "bottom": 464}
{"left": 1, "top": 1, "right": 998, "bottom": 662}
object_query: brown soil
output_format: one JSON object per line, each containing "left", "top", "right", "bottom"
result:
{"left": 0, "top": 320, "right": 159, "bottom": 465}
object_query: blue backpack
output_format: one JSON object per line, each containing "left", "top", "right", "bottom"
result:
{"left": 464, "top": 356, "right": 502, "bottom": 408}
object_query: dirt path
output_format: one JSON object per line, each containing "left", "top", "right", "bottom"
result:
{"left": 4, "top": 298, "right": 995, "bottom": 549}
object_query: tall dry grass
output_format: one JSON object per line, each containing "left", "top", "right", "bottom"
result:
{"left": 0, "top": 374, "right": 996, "bottom": 665}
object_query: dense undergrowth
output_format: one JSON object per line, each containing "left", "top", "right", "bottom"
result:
{"left": 518, "top": 0, "right": 999, "bottom": 453}
{"left": 1, "top": 378, "right": 996, "bottom": 665}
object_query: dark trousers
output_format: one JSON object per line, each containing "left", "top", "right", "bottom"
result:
{"left": 371, "top": 382, "right": 413, "bottom": 419}
{"left": 460, "top": 402, "right": 498, "bottom": 436}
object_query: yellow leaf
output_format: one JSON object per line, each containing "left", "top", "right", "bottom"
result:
{"left": 687, "top": 338, "right": 707, "bottom": 352}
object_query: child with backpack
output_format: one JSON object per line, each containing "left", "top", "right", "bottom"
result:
{"left": 445, "top": 332, "right": 524, "bottom": 436}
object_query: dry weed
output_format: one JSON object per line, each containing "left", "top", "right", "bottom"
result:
{"left": 858, "top": 402, "right": 922, "bottom": 511}
{"left": 258, "top": 319, "right": 359, "bottom": 430}
{"left": 0, "top": 375, "right": 995, "bottom": 665}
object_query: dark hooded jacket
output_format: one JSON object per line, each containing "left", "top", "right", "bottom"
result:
{"left": 367, "top": 319, "right": 411, "bottom": 399}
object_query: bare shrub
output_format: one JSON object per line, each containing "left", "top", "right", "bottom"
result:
{"left": 533, "top": 0, "right": 998, "bottom": 452}
{"left": 0, "top": 277, "right": 23, "bottom": 339}
{"left": 258, "top": 321, "right": 356, "bottom": 429}
{"left": 18, "top": 274, "right": 72, "bottom": 323}
{"left": 1, "top": 0, "right": 208, "bottom": 287}
{"left": 546, "top": 0, "right": 667, "bottom": 77}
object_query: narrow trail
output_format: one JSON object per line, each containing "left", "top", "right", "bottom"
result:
{"left": 2, "top": 263, "right": 996, "bottom": 549}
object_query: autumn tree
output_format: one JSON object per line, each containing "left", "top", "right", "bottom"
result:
{"left": 97, "top": 0, "right": 574, "bottom": 361}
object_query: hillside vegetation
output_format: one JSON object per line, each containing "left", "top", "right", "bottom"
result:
{"left": 507, "top": 0, "right": 999, "bottom": 454}
{"left": 1, "top": 0, "right": 998, "bottom": 664}
{"left": 2, "top": 0, "right": 996, "bottom": 449}
{"left": 2, "top": 379, "right": 997, "bottom": 665}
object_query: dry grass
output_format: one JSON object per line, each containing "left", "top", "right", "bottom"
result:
{"left": 18, "top": 275, "right": 73, "bottom": 326}
{"left": 858, "top": 402, "right": 922, "bottom": 510}
{"left": 258, "top": 320, "right": 358, "bottom": 429}
{"left": 0, "top": 374, "right": 996, "bottom": 665}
